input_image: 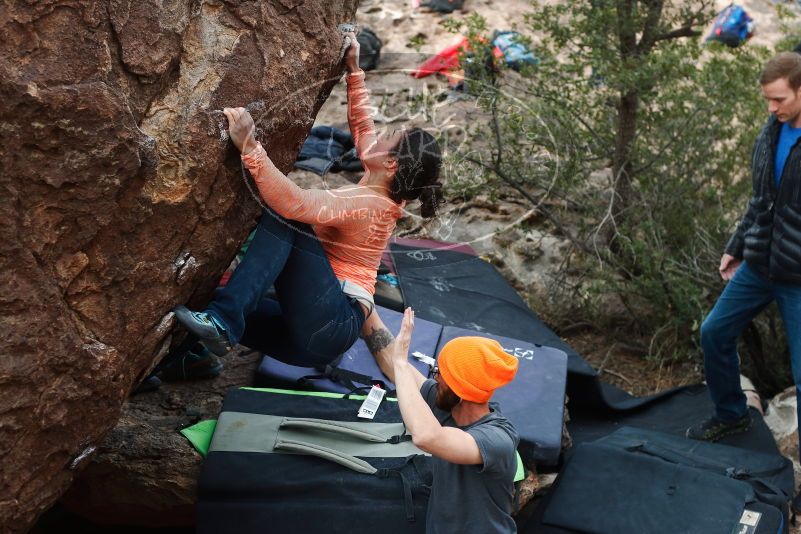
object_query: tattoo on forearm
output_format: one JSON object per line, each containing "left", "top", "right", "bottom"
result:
{"left": 364, "top": 327, "right": 394, "bottom": 354}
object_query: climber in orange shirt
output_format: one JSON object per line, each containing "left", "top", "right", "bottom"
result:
{"left": 173, "top": 33, "right": 442, "bottom": 370}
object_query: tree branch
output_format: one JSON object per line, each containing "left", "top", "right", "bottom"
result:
{"left": 651, "top": 26, "right": 701, "bottom": 44}
{"left": 639, "top": 1, "right": 709, "bottom": 51}
{"left": 637, "top": 0, "right": 665, "bottom": 55}
{"left": 491, "top": 96, "right": 503, "bottom": 168}
{"left": 464, "top": 155, "right": 596, "bottom": 257}
{"left": 504, "top": 80, "right": 607, "bottom": 148}
{"left": 616, "top": 0, "right": 637, "bottom": 59}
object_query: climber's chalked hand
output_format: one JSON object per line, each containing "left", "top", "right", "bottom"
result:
{"left": 344, "top": 31, "right": 360, "bottom": 73}
{"left": 223, "top": 107, "right": 257, "bottom": 155}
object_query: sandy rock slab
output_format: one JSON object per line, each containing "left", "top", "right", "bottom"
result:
{"left": 0, "top": 0, "right": 357, "bottom": 530}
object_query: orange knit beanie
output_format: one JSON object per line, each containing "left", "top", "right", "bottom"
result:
{"left": 437, "top": 336, "right": 519, "bottom": 403}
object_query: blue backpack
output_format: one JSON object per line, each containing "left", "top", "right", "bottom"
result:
{"left": 492, "top": 31, "right": 538, "bottom": 71}
{"left": 706, "top": 4, "right": 754, "bottom": 48}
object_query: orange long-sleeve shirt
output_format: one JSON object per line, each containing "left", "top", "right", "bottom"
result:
{"left": 241, "top": 70, "right": 403, "bottom": 295}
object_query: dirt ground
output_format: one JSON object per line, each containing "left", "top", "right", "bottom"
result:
{"left": 567, "top": 330, "right": 702, "bottom": 395}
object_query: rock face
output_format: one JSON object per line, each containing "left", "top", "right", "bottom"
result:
{"left": 0, "top": 1, "right": 357, "bottom": 531}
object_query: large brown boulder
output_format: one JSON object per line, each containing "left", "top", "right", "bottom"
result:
{"left": 0, "top": 1, "right": 357, "bottom": 531}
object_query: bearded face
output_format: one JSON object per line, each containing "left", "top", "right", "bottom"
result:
{"left": 435, "top": 379, "right": 461, "bottom": 411}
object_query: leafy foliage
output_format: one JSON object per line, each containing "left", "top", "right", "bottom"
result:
{"left": 445, "top": 2, "right": 796, "bottom": 390}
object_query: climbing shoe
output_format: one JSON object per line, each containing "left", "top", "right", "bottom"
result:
{"left": 173, "top": 305, "right": 232, "bottom": 356}
{"left": 686, "top": 413, "right": 752, "bottom": 442}
{"left": 160, "top": 343, "right": 223, "bottom": 381}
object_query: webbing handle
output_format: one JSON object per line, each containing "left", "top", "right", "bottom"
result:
{"left": 280, "top": 417, "right": 388, "bottom": 443}
{"left": 275, "top": 438, "right": 377, "bottom": 475}
{"left": 629, "top": 442, "right": 740, "bottom": 473}
{"left": 628, "top": 441, "right": 789, "bottom": 500}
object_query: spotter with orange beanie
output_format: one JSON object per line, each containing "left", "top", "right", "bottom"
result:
{"left": 375, "top": 308, "right": 520, "bottom": 534}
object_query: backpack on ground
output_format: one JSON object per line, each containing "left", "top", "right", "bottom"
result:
{"left": 492, "top": 31, "right": 538, "bottom": 71}
{"left": 706, "top": 4, "right": 754, "bottom": 48}
{"left": 358, "top": 27, "right": 382, "bottom": 71}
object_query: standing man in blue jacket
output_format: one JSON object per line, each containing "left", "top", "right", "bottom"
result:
{"left": 687, "top": 52, "right": 801, "bottom": 487}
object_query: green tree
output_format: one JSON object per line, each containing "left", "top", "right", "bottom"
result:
{"left": 446, "top": 3, "right": 796, "bottom": 392}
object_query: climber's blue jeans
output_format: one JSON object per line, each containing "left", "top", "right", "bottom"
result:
{"left": 701, "top": 262, "right": 801, "bottom": 436}
{"left": 207, "top": 209, "right": 365, "bottom": 366}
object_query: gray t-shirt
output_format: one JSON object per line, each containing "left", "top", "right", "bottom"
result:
{"left": 420, "top": 379, "right": 519, "bottom": 534}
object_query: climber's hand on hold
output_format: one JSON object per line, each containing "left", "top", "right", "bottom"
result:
{"left": 344, "top": 32, "right": 360, "bottom": 73}
{"left": 223, "top": 107, "right": 257, "bottom": 155}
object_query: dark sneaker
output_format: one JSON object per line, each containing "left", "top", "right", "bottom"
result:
{"left": 173, "top": 306, "right": 232, "bottom": 356}
{"left": 686, "top": 414, "right": 752, "bottom": 442}
{"left": 132, "top": 374, "right": 162, "bottom": 395}
{"left": 160, "top": 344, "right": 223, "bottom": 381}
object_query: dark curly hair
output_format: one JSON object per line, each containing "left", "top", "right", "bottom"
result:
{"left": 388, "top": 128, "right": 443, "bottom": 218}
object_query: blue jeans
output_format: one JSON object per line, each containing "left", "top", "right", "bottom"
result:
{"left": 206, "top": 210, "right": 365, "bottom": 366}
{"left": 701, "top": 262, "right": 801, "bottom": 430}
